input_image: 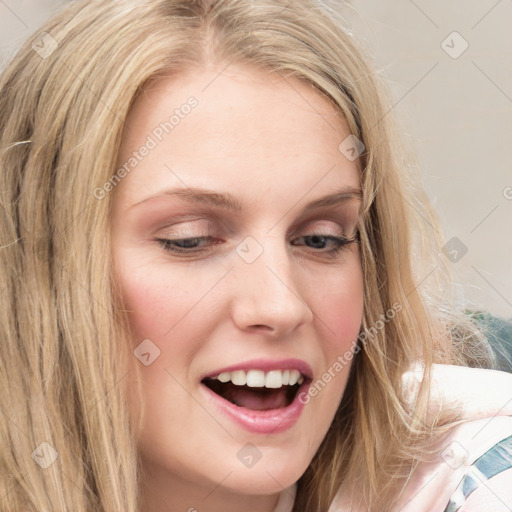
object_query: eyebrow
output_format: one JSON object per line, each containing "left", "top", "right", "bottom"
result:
{"left": 132, "top": 186, "right": 362, "bottom": 213}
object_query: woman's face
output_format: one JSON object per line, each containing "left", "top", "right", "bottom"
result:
{"left": 111, "top": 63, "right": 364, "bottom": 508}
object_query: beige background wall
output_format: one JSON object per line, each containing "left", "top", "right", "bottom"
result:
{"left": 1, "top": 0, "right": 511, "bottom": 318}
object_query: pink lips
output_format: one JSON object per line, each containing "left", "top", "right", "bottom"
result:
{"left": 200, "top": 358, "right": 312, "bottom": 434}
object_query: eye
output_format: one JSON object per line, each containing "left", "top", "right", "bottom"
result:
{"left": 156, "top": 236, "right": 219, "bottom": 254}
{"left": 155, "top": 231, "right": 359, "bottom": 260}
{"left": 290, "top": 234, "right": 358, "bottom": 258}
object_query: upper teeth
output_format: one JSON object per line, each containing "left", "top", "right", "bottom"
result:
{"left": 213, "top": 369, "right": 304, "bottom": 389}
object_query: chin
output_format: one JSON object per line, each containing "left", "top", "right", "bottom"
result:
{"left": 210, "top": 445, "right": 311, "bottom": 494}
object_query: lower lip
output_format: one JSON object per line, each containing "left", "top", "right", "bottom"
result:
{"left": 200, "top": 382, "right": 310, "bottom": 435}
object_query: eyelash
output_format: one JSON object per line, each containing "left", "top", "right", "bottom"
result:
{"left": 155, "top": 233, "right": 358, "bottom": 259}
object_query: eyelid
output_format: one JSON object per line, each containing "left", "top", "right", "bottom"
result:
{"left": 153, "top": 212, "right": 242, "bottom": 239}
{"left": 157, "top": 220, "right": 349, "bottom": 239}
{"left": 289, "top": 217, "right": 353, "bottom": 237}
{"left": 154, "top": 217, "right": 213, "bottom": 236}
{"left": 152, "top": 208, "right": 357, "bottom": 237}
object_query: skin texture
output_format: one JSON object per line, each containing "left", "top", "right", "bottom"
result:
{"left": 111, "top": 63, "right": 364, "bottom": 512}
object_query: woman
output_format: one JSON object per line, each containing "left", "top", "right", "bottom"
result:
{"left": 0, "top": 1, "right": 510, "bottom": 511}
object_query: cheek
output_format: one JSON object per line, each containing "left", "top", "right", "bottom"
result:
{"left": 121, "top": 277, "right": 173, "bottom": 342}
{"left": 304, "top": 260, "right": 363, "bottom": 410}
{"left": 123, "top": 277, "right": 172, "bottom": 339}
{"left": 294, "top": 269, "right": 363, "bottom": 459}
{"left": 314, "top": 263, "right": 364, "bottom": 349}
{"left": 116, "top": 255, "right": 208, "bottom": 343}
{"left": 115, "top": 253, "right": 230, "bottom": 383}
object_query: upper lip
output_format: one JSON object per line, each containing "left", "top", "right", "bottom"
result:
{"left": 201, "top": 358, "right": 313, "bottom": 381}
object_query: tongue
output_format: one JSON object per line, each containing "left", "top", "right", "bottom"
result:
{"left": 224, "top": 384, "right": 288, "bottom": 411}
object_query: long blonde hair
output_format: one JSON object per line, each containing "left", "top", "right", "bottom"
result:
{"left": 0, "top": 1, "right": 492, "bottom": 510}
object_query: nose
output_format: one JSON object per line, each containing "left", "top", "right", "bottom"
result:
{"left": 229, "top": 239, "right": 314, "bottom": 338}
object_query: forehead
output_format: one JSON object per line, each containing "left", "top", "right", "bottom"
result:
{"left": 115, "top": 63, "right": 360, "bottom": 209}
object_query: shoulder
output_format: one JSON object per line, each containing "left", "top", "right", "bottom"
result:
{"left": 328, "top": 364, "right": 512, "bottom": 512}
{"left": 401, "top": 363, "right": 512, "bottom": 422}
{"left": 397, "top": 364, "right": 512, "bottom": 512}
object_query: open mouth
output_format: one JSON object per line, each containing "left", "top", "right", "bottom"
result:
{"left": 201, "top": 369, "right": 307, "bottom": 411}
{"left": 202, "top": 380, "right": 302, "bottom": 410}
{"left": 200, "top": 366, "right": 312, "bottom": 433}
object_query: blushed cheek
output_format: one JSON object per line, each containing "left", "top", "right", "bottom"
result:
{"left": 116, "top": 257, "right": 222, "bottom": 353}
{"left": 116, "top": 260, "right": 186, "bottom": 344}
{"left": 316, "top": 270, "right": 364, "bottom": 356}
{"left": 304, "top": 268, "right": 362, "bottom": 445}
